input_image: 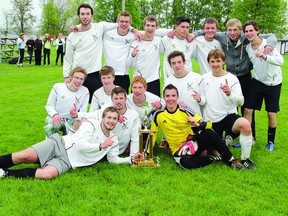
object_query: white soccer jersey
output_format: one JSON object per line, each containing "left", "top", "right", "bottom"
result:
{"left": 127, "top": 36, "right": 163, "bottom": 82}
{"left": 246, "top": 39, "right": 283, "bottom": 86}
{"left": 126, "top": 91, "right": 164, "bottom": 120}
{"left": 161, "top": 36, "right": 196, "bottom": 80}
{"left": 103, "top": 29, "right": 136, "bottom": 76}
{"left": 164, "top": 72, "right": 202, "bottom": 115}
{"left": 200, "top": 72, "right": 244, "bottom": 122}
{"left": 193, "top": 36, "right": 222, "bottom": 75}
{"left": 45, "top": 83, "right": 89, "bottom": 119}
{"left": 63, "top": 119, "right": 131, "bottom": 168}
{"left": 63, "top": 22, "right": 118, "bottom": 78}
{"left": 77, "top": 106, "right": 140, "bottom": 156}
{"left": 90, "top": 87, "right": 113, "bottom": 112}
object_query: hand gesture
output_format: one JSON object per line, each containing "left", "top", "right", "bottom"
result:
{"left": 186, "top": 111, "right": 200, "bottom": 127}
{"left": 70, "top": 103, "right": 78, "bottom": 118}
{"left": 192, "top": 90, "right": 201, "bottom": 102}
{"left": 255, "top": 49, "right": 267, "bottom": 60}
{"left": 131, "top": 45, "right": 139, "bottom": 57}
{"left": 220, "top": 79, "right": 231, "bottom": 96}
{"left": 101, "top": 135, "right": 115, "bottom": 149}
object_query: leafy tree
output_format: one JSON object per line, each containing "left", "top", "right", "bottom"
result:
{"left": 230, "top": 0, "right": 288, "bottom": 38}
{"left": 10, "top": 0, "right": 36, "bottom": 34}
{"left": 40, "top": 2, "right": 61, "bottom": 36}
{"left": 94, "top": 0, "right": 142, "bottom": 29}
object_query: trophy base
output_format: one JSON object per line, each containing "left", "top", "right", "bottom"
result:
{"left": 131, "top": 159, "right": 160, "bottom": 168}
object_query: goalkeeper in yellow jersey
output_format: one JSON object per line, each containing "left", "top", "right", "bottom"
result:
{"left": 150, "top": 84, "right": 244, "bottom": 169}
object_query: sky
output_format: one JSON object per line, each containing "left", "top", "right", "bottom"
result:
{"left": 0, "top": 0, "right": 42, "bottom": 30}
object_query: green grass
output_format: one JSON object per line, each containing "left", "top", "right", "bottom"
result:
{"left": 0, "top": 50, "right": 287, "bottom": 215}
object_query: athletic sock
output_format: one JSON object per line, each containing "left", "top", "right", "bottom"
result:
{"left": 240, "top": 134, "right": 253, "bottom": 160}
{"left": 6, "top": 168, "right": 36, "bottom": 178}
{"left": 0, "top": 154, "right": 14, "bottom": 168}
{"left": 268, "top": 127, "right": 276, "bottom": 143}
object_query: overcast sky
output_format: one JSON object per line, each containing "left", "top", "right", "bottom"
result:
{"left": 0, "top": 0, "right": 42, "bottom": 29}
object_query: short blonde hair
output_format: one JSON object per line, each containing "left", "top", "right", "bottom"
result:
{"left": 226, "top": 18, "right": 242, "bottom": 30}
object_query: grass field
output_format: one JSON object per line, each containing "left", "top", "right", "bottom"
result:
{"left": 0, "top": 50, "right": 287, "bottom": 215}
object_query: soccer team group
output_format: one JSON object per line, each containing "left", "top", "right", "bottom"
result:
{"left": 0, "top": 3, "right": 284, "bottom": 179}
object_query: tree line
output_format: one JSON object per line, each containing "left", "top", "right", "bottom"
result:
{"left": 2, "top": 0, "right": 288, "bottom": 38}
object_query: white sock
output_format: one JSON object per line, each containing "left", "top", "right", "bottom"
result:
{"left": 240, "top": 134, "right": 253, "bottom": 160}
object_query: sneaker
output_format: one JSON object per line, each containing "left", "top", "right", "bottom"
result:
{"left": 232, "top": 142, "right": 241, "bottom": 148}
{"left": 229, "top": 159, "right": 245, "bottom": 170}
{"left": 225, "top": 135, "right": 233, "bottom": 146}
{"left": 0, "top": 169, "right": 7, "bottom": 178}
{"left": 241, "top": 158, "right": 257, "bottom": 170}
{"left": 266, "top": 141, "right": 275, "bottom": 151}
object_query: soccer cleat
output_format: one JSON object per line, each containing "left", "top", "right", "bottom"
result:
{"left": 232, "top": 142, "right": 241, "bottom": 148}
{"left": 241, "top": 158, "right": 257, "bottom": 170}
{"left": 208, "top": 155, "right": 222, "bottom": 162}
{"left": 229, "top": 159, "right": 245, "bottom": 170}
{"left": 225, "top": 135, "right": 233, "bottom": 146}
{"left": 266, "top": 141, "right": 275, "bottom": 151}
{"left": 0, "top": 169, "right": 7, "bottom": 178}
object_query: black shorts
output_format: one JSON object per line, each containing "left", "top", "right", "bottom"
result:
{"left": 212, "top": 113, "right": 241, "bottom": 138}
{"left": 245, "top": 78, "right": 281, "bottom": 112}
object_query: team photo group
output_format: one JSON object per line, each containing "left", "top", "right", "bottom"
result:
{"left": 0, "top": 3, "right": 284, "bottom": 179}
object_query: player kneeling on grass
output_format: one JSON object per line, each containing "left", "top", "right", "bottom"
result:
{"left": 149, "top": 84, "right": 244, "bottom": 170}
{"left": 0, "top": 107, "right": 144, "bottom": 179}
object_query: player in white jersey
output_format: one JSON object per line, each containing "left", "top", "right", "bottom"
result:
{"left": 44, "top": 67, "right": 89, "bottom": 138}
{"left": 0, "top": 107, "right": 144, "bottom": 179}
{"left": 195, "top": 49, "right": 256, "bottom": 170}
{"left": 164, "top": 51, "right": 202, "bottom": 115}
{"left": 126, "top": 76, "right": 163, "bottom": 121}
{"left": 71, "top": 87, "right": 141, "bottom": 157}
{"left": 192, "top": 18, "right": 222, "bottom": 75}
{"left": 103, "top": 12, "right": 140, "bottom": 93}
{"left": 127, "top": 15, "right": 164, "bottom": 96}
{"left": 243, "top": 21, "right": 284, "bottom": 151}
{"left": 90, "top": 66, "right": 117, "bottom": 112}
{"left": 161, "top": 16, "right": 196, "bottom": 80}
{"left": 63, "top": 4, "right": 118, "bottom": 102}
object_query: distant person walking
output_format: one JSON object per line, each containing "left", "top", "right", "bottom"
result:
{"left": 34, "top": 34, "right": 42, "bottom": 66}
{"left": 17, "top": 33, "right": 25, "bottom": 67}
{"left": 26, "top": 36, "right": 35, "bottom": 66}
{"left": 43, "top": 33, "right": 52, "bottom": 66}
{"left": 55, "top": 33, "right": 65, "bottom": 66}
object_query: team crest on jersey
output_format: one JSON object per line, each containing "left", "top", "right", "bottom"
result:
{"left": 154, "top": 44, "right": 159, "bottom": 51}
{"left": 122, "top": 121, "right": 128, "bottom": 130}
{"left": 75, "top": 97, "right": 80, "bottom": 105}
{"left": 125, "top": 39, "right": 132, "bottom": 45}
{"left": 185, "top": 45, "right": 190, "bottom": 52}
{"left": 187, "top": 82, "right": 194, "bottom": 91}
{"left": 162, "top": 120, "right": 167, "bottom": 123}
{"left": 92, "top": 34, "right": 98, "bottom": 41}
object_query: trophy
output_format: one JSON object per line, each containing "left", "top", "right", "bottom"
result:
{"left": 132, "top": 102, "right": 160, "bottom": 168}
